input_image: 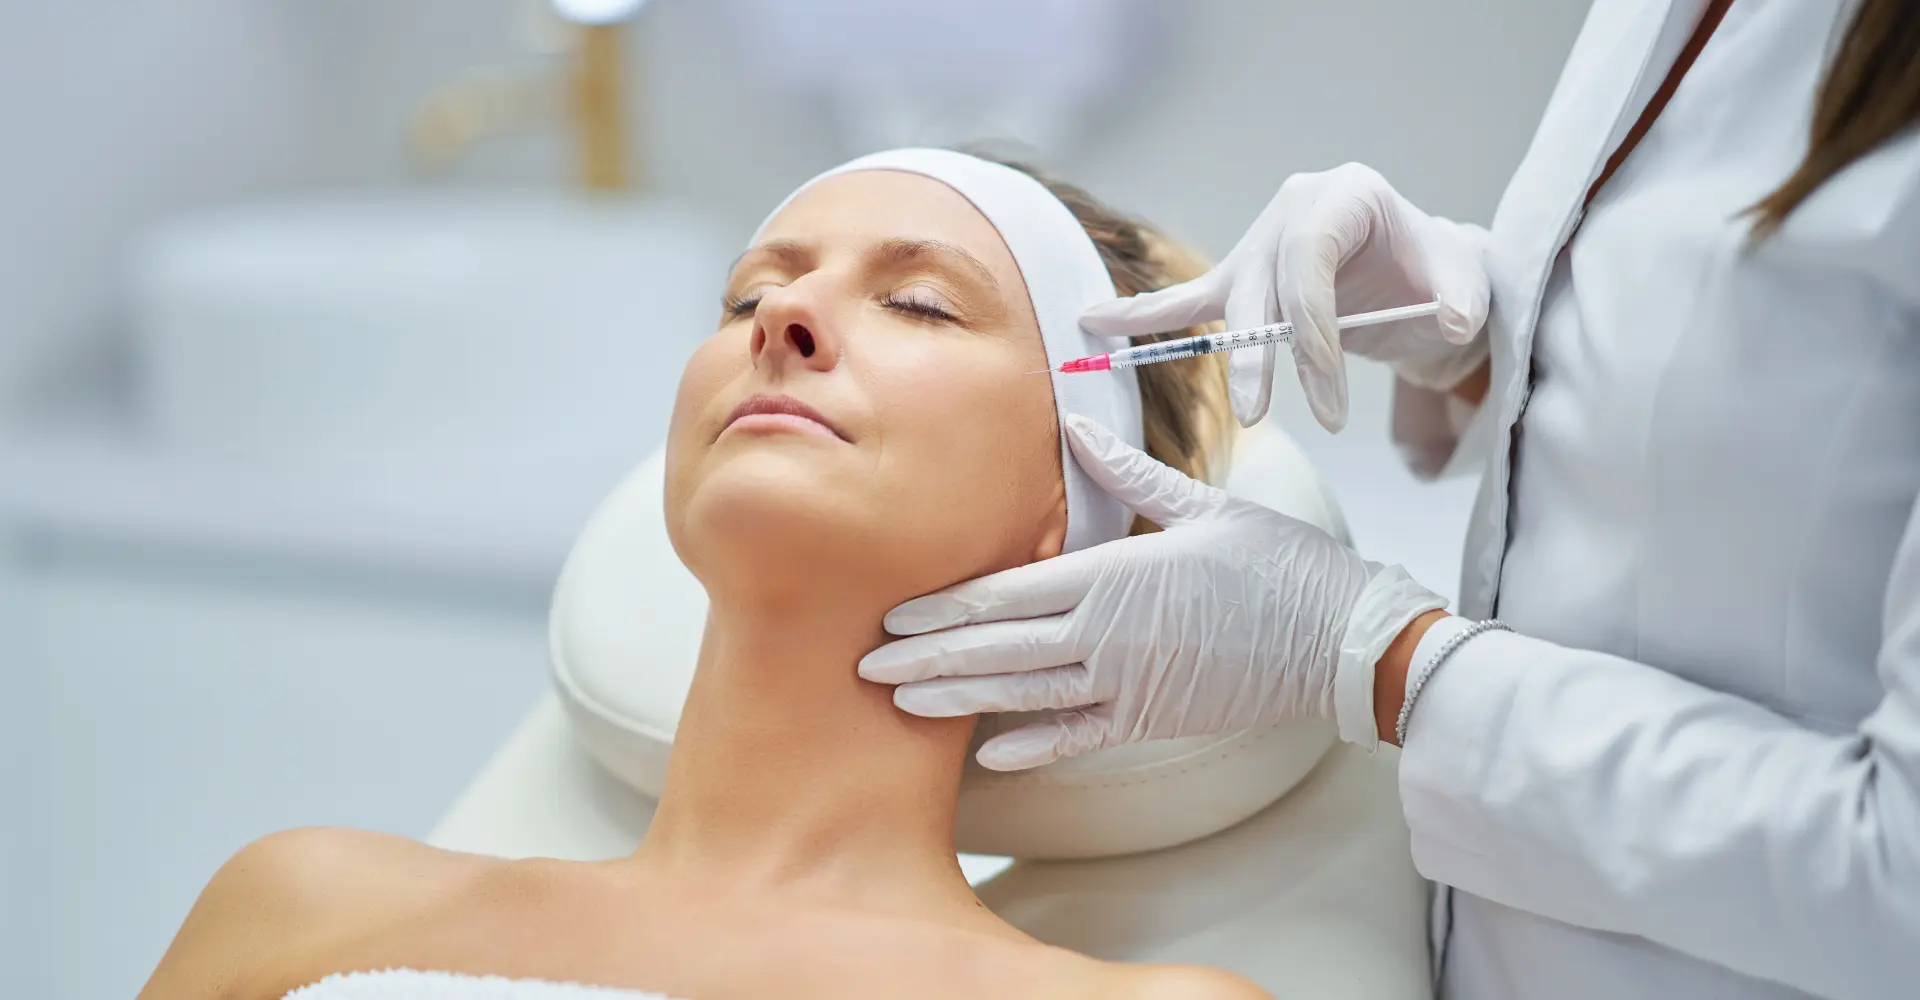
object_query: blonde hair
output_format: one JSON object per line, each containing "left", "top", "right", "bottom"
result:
{"left": 986, "top": 157, "right": 1236, "bottom": 533}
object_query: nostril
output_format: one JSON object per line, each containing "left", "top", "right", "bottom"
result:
{"left": 787, "top": 323, "right": 816, "bottom": 358}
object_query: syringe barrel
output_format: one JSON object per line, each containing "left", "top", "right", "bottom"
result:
{"left": 1109, "top": 322, "right": 1294, "bottom": 369}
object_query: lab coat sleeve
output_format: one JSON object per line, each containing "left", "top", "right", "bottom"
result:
{"left": 1398, "top": 495, "right": 1920, "bottom": 999}
{"left": 1390, "top": 377, "right": 1495, "bottom": 481}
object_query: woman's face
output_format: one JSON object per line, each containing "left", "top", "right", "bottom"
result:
{"left": 665, "top": 170, "right": 1067, "bottom": 604}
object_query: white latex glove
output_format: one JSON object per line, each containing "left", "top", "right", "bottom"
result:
{"left": 1080, "top": 163, "right": 1492, "bottom": 431}
{"left": 857, "top": 415, "right": 1447, "bottom": 771}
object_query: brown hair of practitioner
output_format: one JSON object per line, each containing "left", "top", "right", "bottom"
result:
{"left": 1749, "top": 0, "right": 1920, "bottom": 238}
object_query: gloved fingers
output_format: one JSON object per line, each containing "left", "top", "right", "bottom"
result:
{"left": 858, "top": 614, "right": 1083, "bottom": 685}
{"left": 1284, "top": 323, "right": 1349, "bottom": 434}
{"left": 1227, "top": 342, "right": 1279, "bottom": 428}
{"left": 1078, "top": 269, "right": 1228, "bottom": 338}
{"left": 1064, "top": 414, "right": 1230, "bottom": 528}
{"left": 882, "top": 550, "right": 1101, "bottom": 635}
{"left": 890, "top": 664, "right": 1096, "bottom": 717}
{"left": 974, "top": 707, "right": 1116, "bottom": 771}
{"left": 1224, "top": 254, "right": 1281, "bottom": 427}
{"left": 1422, "top": 219, "right": 1492, "bottom": 346}
{"left": 1275, "top": 196, "right": 1360, "bottom": 433}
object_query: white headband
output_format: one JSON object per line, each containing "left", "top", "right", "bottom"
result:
{"left": 754, "top": 148, "right": 1143, "bottom": 552}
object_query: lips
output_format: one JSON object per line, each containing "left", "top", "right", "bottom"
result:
{"left": 722, "top": 393, "right": 850, "bottom": 442}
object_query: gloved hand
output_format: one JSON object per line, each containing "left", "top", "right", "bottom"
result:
{"left": 857, "top": 414, "right": 1447, "bottom": 771}
{"left": 1080, "top": 163, "right": 1492, "bottom": 431}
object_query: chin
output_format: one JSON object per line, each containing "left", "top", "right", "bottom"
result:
{"left": 670, "top": 450, "right": 887, "bottom": 592}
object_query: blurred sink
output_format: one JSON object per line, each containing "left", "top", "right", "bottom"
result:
{"left": 132, "top": 190, "right": 736, "bottom": 483}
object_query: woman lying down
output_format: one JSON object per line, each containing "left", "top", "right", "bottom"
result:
{"left": 140, "top": 150, "right": 1273, "bottom": 1000}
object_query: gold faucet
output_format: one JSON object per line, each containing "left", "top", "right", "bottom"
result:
{"left": 569, "top": 24, "right": 630, "bottom": 191}
{"left": 407, "top": 4, "right": 635, "bottom": 192}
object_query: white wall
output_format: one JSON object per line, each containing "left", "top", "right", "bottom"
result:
{"left": 0, "top": 2, "right": 362, "bottom": 416}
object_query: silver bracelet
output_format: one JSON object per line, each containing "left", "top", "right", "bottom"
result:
{"left": 1395, "top": 618, "right": 1513, "bottom": 746}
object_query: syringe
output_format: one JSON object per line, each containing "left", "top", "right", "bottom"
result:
{"left": 1041, "top": 300, "right": 1442, "bottom": 374}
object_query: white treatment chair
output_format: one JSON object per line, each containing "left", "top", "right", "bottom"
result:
{"left": 432, "top": 424, "right": 1432, "bottom": 999}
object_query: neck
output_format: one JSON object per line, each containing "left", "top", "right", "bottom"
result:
{"left": 637, "top": 586, "right": 983, "bottom": 915}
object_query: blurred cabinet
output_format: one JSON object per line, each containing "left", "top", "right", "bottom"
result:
{"left": 3, "top": 502, "right": 555, "bottom": 999}
{"left": 0, "top": 539, "right": 52, "bottom": 1000}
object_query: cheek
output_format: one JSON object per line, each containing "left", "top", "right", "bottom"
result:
{"left": 664, "top": 332, "right": 746, "bottom": 517}
{"left": 670, "top": 332, "right": 743, "bottom": 434}
{"left": 864, "top": 342, "right": 1063, "bottom": 563}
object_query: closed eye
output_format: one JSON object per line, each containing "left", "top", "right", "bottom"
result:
{"left": 722, "top": 285, "right": 962, "bottom": 323}
{"left": 722, "top": 283, "right": 781, "bottom": 319}
{"left": 723, "top": 292, "right": 761, "bottom": 318}
{"left": 882, "top": 290, "right": 958, "bottom": 323}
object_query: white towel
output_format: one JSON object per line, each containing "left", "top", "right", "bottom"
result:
{"left": 285, "top": 969, "right": 681, "bottom": 999}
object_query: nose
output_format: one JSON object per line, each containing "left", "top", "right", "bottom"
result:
{"left": 749, "top": 282, "right": 839, "bottom": 374}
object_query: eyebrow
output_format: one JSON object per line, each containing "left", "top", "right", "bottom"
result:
{"left": 727, "top": 238, "right": 813, "bottom": 279}
{"left": 725, "top": 236, "right": 1005, "bottom": 301}
{"left": 870, "top": 238, "right": 1002, "bottom": 295}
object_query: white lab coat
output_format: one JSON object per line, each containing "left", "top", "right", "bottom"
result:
{"left": 1391, "top": 1, "right": 1920, "bottom": 998}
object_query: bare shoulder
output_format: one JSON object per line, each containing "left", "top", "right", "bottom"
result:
{"left": 138, "top": 827, "right": 492, "bottom": 1000}
{"left": 202, "top": 826, "right": 477, "bottom": 940}
{"left": 1106, "top": 963, "right": 1274, "bottom": 1000}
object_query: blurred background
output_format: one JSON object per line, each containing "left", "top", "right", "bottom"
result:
{"left": 0, "top": 1, "right": 1588, "bottom": 995}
